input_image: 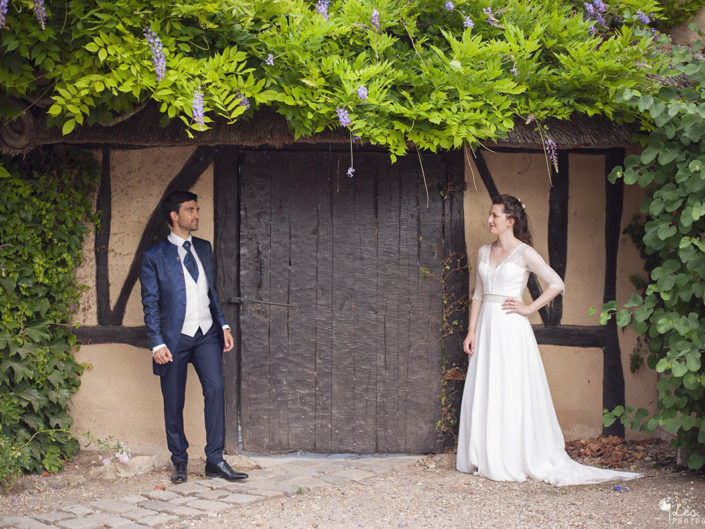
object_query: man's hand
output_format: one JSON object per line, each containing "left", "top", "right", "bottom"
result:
{"left": 223, "top": 328, "right": 234, "bottom": 352}
{"left": 153, "top": 346, "right": 173, "bottom": 364}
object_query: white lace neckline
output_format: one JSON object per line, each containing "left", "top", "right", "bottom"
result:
{"left": 487, "top": 242, "right": 525, "bottom": 271}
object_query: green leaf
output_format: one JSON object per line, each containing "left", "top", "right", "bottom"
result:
{"left": 624, "top": 294, "right": 642, "bottom": 308}
{"left": 616, "top": 309, "right": 632, "bottom": 328}
{"left": 0, "top": 277, "right": 16, "bottom": 294}
{"left": 688, "top": 451, "right": 705, "bottom": 470}
{"left": 685, "top": 352, "right": 701, "bottom": 372}
{"left": 24, "top": 320, "right": 51, "bottom": 343}
{"left": 62, "top": 119, "right": 76, "bottom": 135}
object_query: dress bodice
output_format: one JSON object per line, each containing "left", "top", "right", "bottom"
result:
{"left": 471, "top": 243, "right": 564, "bottom": 300}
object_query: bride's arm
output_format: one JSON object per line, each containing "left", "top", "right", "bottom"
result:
{"left": 502, "top": 245, "right": 564, "bottom": 316}
{"left": 463, "top": 298, "right": 483, "bottom": 355}
{"left": 463, "top": 249, "right": 485, "bottom": 354}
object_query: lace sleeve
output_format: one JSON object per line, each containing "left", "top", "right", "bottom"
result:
{"left": 522, "top": 245, "right": 565, "bottom": 294}
{"left": 471, "top": 246, "right": 486, "bottom": 300}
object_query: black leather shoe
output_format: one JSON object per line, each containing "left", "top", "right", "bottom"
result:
{"left": 171, "top": 461, "right": 188, "bottom": 484}
{"left": 205, "top": 460, "right": 248, "bottom": 481}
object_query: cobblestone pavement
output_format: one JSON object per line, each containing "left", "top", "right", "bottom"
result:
{"left": 1, "top": 454, "right": 421, "bottom": 529}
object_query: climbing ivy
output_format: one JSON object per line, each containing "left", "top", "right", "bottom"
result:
{"left": 602, "top": 39, "right": 705, "bottom": 469}
{"left": 0, "top": 148, "right": 98, "bottom": 476}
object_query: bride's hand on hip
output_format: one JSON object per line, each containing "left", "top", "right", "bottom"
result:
{"left": 502, "top": 298, "right": 531, "bottom": 315}
{"left": 463, "top": 332, "right": 475, "bottom": 355}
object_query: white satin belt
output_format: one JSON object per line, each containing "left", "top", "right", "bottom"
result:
{"left": 483, "top": 293, "right": 516, "bottom": 303}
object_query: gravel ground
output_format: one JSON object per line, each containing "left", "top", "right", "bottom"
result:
{"left": 2, "top": 442, "right": 705, "bottom": 529}
{"left": 163, "top": 454, "right": 705, "bottom": 529}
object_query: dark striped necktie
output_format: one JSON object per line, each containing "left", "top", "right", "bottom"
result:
{"left": 182, "top": 240, "right": 199, "bottom": 282}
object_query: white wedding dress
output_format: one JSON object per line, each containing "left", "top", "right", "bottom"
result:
{"left": 456, "top": 242, "right": 641, "bottom": 486}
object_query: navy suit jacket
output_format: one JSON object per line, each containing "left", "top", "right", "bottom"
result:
{"left": 140, "top": 236, "right": 227, "bottom": 376}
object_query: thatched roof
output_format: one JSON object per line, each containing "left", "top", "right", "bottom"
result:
{"left": 0, "top": 102, "right": 637, "bottom": 155}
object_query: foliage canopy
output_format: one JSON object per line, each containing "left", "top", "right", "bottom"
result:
{"left": 1, "top": 0, "right": 664, "bottom": 158}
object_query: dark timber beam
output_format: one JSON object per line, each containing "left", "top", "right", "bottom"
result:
{"left": 546, "top": 152, "right": 569, "bottom": 326}
{"left": 110, "top": 146, "right": 215, "bottom": 323}
{"left": 95, "top": 149, "right": 115, "bottom": 324}
{"left": 75, "top": 325, "right": 148, "bottom": 348}
{"left": 602, "top": 149, "right": 626, "bottom": 437}
{"left": 213, "top": 146, "right": 241, "bottom": 454}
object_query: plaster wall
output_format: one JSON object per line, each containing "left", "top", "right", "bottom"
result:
{"left": 72, "top": 146, "right": 214, "bottom": 454}
{"left": 670, "top": 7, "right": 705, "bottom": 45}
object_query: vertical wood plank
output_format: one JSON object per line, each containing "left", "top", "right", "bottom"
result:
{"left": 397, "top": 156, "right": 417, "bottom": 451}
{"left": 286, "top": 152, "right": 319, "bottom": 449}
{"left": 266, "top": 155, "right": 292, "bottom": 450}
{"left": 351, "top": 153, "right": 380, "bottom": 452}
{"left": 314, "top": 157, "right": 335, "bottom": 451}
{"left": 409, "top": 154, "right": 444, "bottom": 452}
{"left": 330, "top": 153, "right": 358, "bottom": 452}
{"left": 213, "top": 146, "right": 240, "bottom": 454}
{"left": 375, "top": 158, "right": 402, "bottom": 452}
{"left": 239, "top": 152, "right": 273, "bottom": 452}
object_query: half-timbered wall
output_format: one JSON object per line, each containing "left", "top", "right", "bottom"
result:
{"left": 69, "top": 143, "right": 656, "bottom": 454}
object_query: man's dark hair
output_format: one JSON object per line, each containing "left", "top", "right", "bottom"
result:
{"left": 163, "top": 191, "right": 198, "bottom": 226}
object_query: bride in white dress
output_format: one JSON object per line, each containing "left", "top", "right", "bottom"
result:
{"left": 456, "top": 194, "right": 640, "bottom": 486}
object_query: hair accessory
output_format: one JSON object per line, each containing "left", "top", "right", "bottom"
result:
{"left": 518, "top": 197, "right": 526, "bottom": 210}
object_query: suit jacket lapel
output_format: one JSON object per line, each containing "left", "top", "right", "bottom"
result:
{"left": 163, "top": 239, "right": 185, "bottom": 283}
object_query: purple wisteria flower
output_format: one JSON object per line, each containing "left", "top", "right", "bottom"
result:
{"left": 483, "top": 7, "right": 500, "bottom": 28}
{"left": 357, "top": 85, "right": 368, "bottom": 100}
{"left": 613, "top": 484, "right": 627, "bottom": 492}
{"left": 525, "top": 114, "right": 535, "bottom": 124}
{"left": 0, "top": 0, "right": 8, "bottom": 29}
{"left": 236, "top": 90, "right": 250, "bottom": 110}
{"left": 636, "top": 10, "right": 650, "bottom": 25}
{"left": 34, "top": 0, "right": 46, "bottom": 30}
{"left": 346, "top": 167, "right": 355, "bottom": 178}
{"left": 192, "top": 87, "right": 205, "bottom": 126}
{"left": 316, "top": 0, "right": 329, "bottom": 20}
{"left": 144, "top": 27, "right": 166, "bottom": 82}
{"left": 592, "top": 0, "right": 607, "bottom": 13}
{"left": 371, "top": 9, "right": 380, "bottom": 31}
{"left": 336, "top": 107, "right": 351, "bottom": 128}
{"left": 445, "top": 1, "right": 454, "bottom": 11}
{"left": 545, "top": 139, "right": 558, "bottom": 172}
{"left": 265, "top": 53, "right": 274, "bottom": 66}
{"left": 511, "top": 65, "right": 518, "bottom": 76}
{"left": 464, "top": 17, "right": 474, "bottom": 29}
{"left": 584, "top": 1, "right": 607, "bottom": 28}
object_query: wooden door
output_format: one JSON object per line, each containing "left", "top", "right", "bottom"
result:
{"left": 236, "top": 148, "right": 463, "bottom": 453}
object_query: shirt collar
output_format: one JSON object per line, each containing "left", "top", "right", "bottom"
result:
{"left": 168, "top": 231, "right": 193, "bottom": 247}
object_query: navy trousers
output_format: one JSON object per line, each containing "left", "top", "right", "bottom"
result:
{"left": 159, "top": 325, "right": 225, "bottom": 465}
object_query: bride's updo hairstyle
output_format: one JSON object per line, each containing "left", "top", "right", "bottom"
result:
{"left": 492, "top": 194, "right": 533, "bottom": 247}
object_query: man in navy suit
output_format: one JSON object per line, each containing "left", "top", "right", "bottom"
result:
{"left": 140, "top": 190, "right": 247, "bottom": 484}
